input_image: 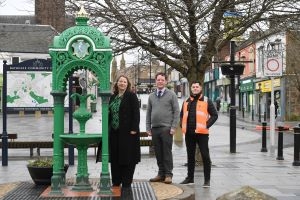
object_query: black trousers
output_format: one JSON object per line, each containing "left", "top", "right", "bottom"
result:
{"left": 185, "top": 132, "right": 211, "bottom": 181}
{"left": 110, "top": 128, "right": 136, "bottom": 187}
{"left": 111, "top": 161, "right": 136, "bottom": 187}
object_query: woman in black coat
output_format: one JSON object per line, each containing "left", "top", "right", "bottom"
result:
{"left": 108, "top": 75, "right": 140, "bottom": 188}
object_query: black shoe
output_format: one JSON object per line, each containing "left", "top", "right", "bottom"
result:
{"left": 122, "top": 184, "right": 131, "bottom": 188}
{"left": 180, "top": 177, "right": 194, "bottom": 185}
{"left": 121, "top": 186, "right": 133, "bottom": 199}
{"left": 202, "top": 180, "right": 210, "bottom": 188}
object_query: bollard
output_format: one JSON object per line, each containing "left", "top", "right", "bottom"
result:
{"left": 261, "top": 122, "right": 268, "bottom": 152}
{"left": 293, "top": 126, "right": 300, "bottom": 166}
{"left": 276, "top": 126, "right": 284, "bottom": 160}
{"left": 242, "top": 107, "right": 245, "bottom": 118}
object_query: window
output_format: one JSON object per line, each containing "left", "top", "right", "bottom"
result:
{"left": 12, "top": 57, "right": 20, "bottom": 64}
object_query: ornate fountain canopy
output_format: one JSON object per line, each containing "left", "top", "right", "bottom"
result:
{"left": 49, "top": 6, "right": 112, "bottom": 92}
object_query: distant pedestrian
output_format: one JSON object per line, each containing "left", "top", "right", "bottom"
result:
{"left": 180, "top": 81, "right": 218, "bottom": 188}
{"left": 146, "top": 72, "right": 180, "bottom": 184}
{"left": 215, "top": 97, "right": 221, "bottom": 111}
{"left": 96, "top": 75, "right": 141, "bottom": 189}
{"left": 275, "top": 100, "right": 279, "bottom": 119}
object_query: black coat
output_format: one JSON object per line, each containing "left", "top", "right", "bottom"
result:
{"left": 108, "top": 91, "right": 141, "bottom": 165}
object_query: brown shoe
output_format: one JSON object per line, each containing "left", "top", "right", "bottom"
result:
{"left": 149, "top": 175, "right": 164, "bottom": 182}
{"left": 164, "top": 176, "right": 172, "bottom": 184}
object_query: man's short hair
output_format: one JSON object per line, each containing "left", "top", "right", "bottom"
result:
{"left": 191, "top": 81, "right": 202, "bottom": 86}
{"left": 155, "top": 72, "right": 168, "bottom": 80}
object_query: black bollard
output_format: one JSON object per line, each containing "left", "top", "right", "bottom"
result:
{"left": 261, "top": 122, "right": 268, "bottom": 152}
{"left": 276, "top": 126, "right": 284, "bottom": 160}
{"left": 293, "top": 126, "right": 300, "bottom": 166}
{"left": 242, "top": 107, "right": 244, "bottom": 118}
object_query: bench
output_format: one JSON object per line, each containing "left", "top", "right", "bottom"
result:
{"left": 0, "top": 140, "right": 99, "bottom": 157}
{"left": 0, "top": 133, "right": 18, "bottom": 142}
{"left": 0, "top": 132, "right": 153, "bottom": 156}
{"left": 139, "top": 131, "right": 154, "bottom": 154}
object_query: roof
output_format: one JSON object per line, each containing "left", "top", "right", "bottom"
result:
{"left": 0, "top": 23, "right": 59, "bottom": 53}
{"left": 0, "top": 15, "right": 36, "bottom": 25}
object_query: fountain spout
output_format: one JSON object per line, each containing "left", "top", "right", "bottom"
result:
{"left": 71, "top": 93, "right": 95, "bottom": 134}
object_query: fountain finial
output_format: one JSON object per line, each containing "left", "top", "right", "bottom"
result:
{"left": 77, "top": 6, "right": 89, "bottom": 18}
{"left": 76, "top": 6, "right": 89, "bottom": 26}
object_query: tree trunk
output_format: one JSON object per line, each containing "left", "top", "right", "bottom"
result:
{"left": 186, "top": 69, "right": 205, "bottom": 86}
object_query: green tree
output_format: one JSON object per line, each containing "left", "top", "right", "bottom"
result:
{"left": 66, "top": 0, "right": 300, "bottom": 84}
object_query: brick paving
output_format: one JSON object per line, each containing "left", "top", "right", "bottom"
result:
{"left": 1, "top": 96, "right": 300, "bottom": 199}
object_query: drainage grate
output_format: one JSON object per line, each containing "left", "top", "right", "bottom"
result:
{"left": 132, "top": 181, "right": 157, "bottom": 200}
{"left": 2, "top": 181, "right": 156, "bottom": 200}
{"left": 2, "top": 182, "right": 47, "bottom": 200}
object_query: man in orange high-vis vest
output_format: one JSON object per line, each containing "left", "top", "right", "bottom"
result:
{"left": 180, "top": 81, "right": 218, "bottom": 188}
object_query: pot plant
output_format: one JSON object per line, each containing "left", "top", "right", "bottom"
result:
{"left": 27, "top": 157, "right": 69, "bottom": 185}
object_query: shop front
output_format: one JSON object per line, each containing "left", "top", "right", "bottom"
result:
{"left": 255, "top": 78, "right": 281, "bottom": 119}
{"left": 240, "top": 78, "right": 255, "bottom": 119}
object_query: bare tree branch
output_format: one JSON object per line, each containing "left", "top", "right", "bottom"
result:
{"left": 66, "top": 0, "right": 300, "bottom": 83}
{"left": 0, "top": 0, "right": 6, "bottom": 7}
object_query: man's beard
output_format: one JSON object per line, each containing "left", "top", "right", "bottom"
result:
{"left": 191, "top": 92, "right": 202, "bottom": 97}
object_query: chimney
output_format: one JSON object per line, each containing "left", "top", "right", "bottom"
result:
{"left": 35, "top": 0, "right": 66, "bottom": 32}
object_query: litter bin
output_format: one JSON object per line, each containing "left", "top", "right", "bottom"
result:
{"left": 90, "top": 102, "right": 97, "bottom": 112}
{"left": 177, "top": 92, "right": 182, "bottom": 98}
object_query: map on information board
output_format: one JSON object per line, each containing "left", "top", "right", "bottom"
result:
{"left": 7, "top": 71, "right": 53, "bottom": 109}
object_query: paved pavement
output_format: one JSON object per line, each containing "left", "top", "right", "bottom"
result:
{"left": 1, "top": 96, "right": 300, "bottom": 199}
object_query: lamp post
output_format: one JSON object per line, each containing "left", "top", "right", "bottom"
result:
{"left": 149, "top": 53, "right": 152, "bottom": 93}
{"left": 252, "top": 88, "right": 254, "bottom": 121}
{"left": 242, "top": 93, "right": 244, "bottom": 118}
{"left": 136, "top": 48, "right": 141, "bottom": 94}
{"left": 134, "top": 63, "right": 137, "bottom": 92}
{"left": 164, "top": 22, "right": 167, "bottom": 74}
{"left": 221, "top": 41, "right": 245, "bottom": 153}
{"left": 258, "top": 83, "right": 261, "bottom": 122}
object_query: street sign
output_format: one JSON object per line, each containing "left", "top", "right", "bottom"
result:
{"left": 264, "top": 50, "right": 283, "bottom": 77}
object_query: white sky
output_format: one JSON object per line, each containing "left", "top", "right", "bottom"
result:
{"left": 0, "top": 0, "right": 34, "bottom": 15}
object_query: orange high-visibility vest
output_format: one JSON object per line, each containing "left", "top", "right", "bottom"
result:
{"left": 181, "top": 96, "right": 209, "bottom": 134}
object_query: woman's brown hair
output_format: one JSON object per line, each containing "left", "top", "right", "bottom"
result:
{"left": 113, "top": 75, "right": 132, "bottom": 95}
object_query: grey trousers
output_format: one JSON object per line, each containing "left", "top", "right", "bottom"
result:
{"left": 151, "top": 126, "right": 173, "bottom": 177}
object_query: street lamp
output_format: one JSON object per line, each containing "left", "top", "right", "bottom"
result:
{"left": 258, "top": 83, "right": 261, "bottom": 122}
{"left": 148, "top": 53, "right": 152, "bottom": 93}
{"left": 252, "top": 88, "right": 254, "bottom": 121}
{"left": 164, "top": 22, "right": 167, "bottom": 74}
{"left": 221, "top": 41, "right": 245, "bottom": 153}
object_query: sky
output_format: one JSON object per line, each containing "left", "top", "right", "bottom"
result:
{"left": 0, "top": 0, "right": 135, "bottom": 67}
{"left": 0, "top": 0, "right": 34, "bottom": 15}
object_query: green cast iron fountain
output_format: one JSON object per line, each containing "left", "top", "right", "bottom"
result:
{"left": 49, "top": 6, "right": 112, "bottom": 195}
{"left": 60, "top": 93, "right": 101, "bottom": 191}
